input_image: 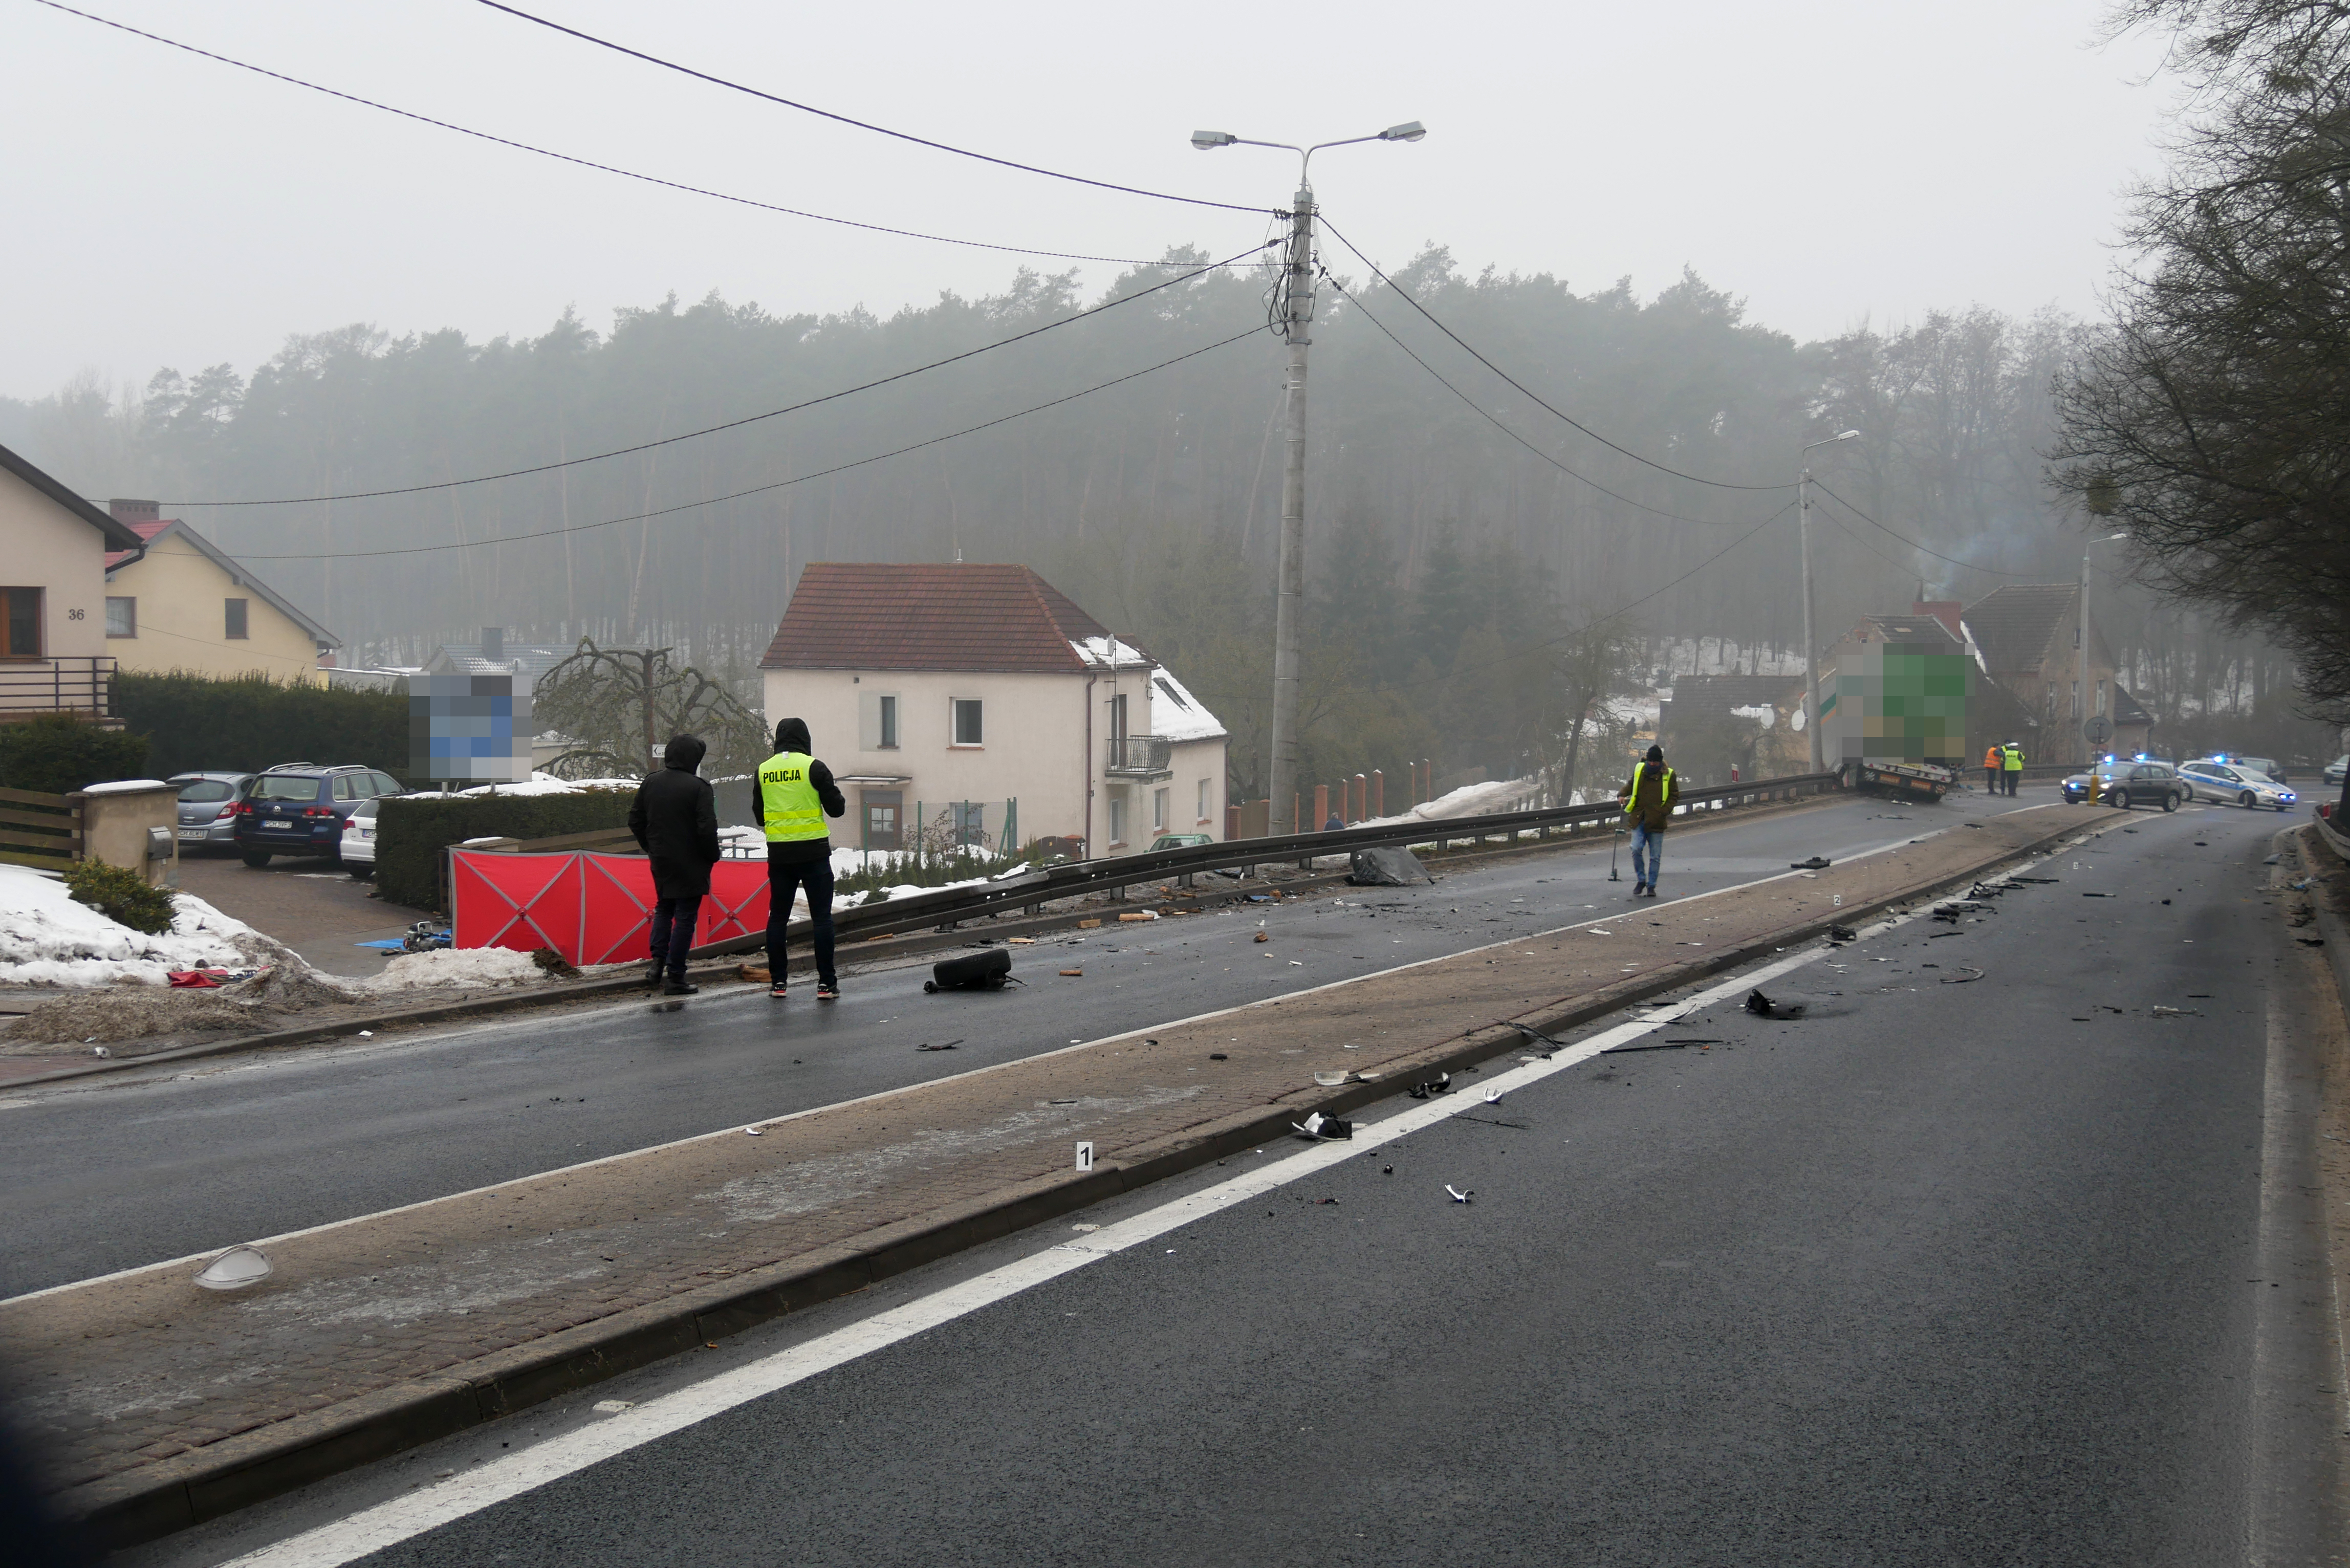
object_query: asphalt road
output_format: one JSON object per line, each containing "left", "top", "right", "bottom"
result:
{"left": 3, "top": 789, "right": 2013, "bottom": 1300}
{"left": 119, "top": 785, "right": 2343, "bottom": 1566}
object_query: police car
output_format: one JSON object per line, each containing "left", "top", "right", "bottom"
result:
{"left": 2179, "top": 756, "right": 2299, "bottom": 810}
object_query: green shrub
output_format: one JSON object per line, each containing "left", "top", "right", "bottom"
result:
{"left": 62, "top": 857, "right": 175, "bottom": 935}
{"left": 112, "top": 670, "right": 409, "bottom": 782}
{"left": 374, "top": 789, "right": 637, "bottom": 912}
{"left": 0, "top": 714, "right": 151, "bottom": 796}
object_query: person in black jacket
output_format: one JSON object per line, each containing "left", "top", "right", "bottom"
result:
{"left": 628, "top": 732, "right": 721, "bottom": 996}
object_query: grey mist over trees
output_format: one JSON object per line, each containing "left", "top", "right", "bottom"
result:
{"left": 3, "top": 240, "right": 2308, "bottom": 789}
{"left": 2055, "top": 0, "right": 2350, "bottom": 751}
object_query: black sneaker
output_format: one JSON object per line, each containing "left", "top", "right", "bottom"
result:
{"left": 816, "top": 982, "right": 840, "bottom": 1002}
{"left": 768, "top": 981, "right": 789, "bottom": 999}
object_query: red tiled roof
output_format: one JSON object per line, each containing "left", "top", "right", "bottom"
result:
{"left": 103, "top": 518, "right": 171, "bottom": 570}
{"left": 758, "top": 563, "right": 1120, "bottom": 673}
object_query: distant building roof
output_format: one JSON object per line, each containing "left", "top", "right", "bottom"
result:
{"left": 0, "top": 444, "right": 144, "bottom": 550}
{"left": 421, "top": 641, "right": 571, "bottom": 690}
{"left": 760, "top": 563, "right": 1125, "bottom": 674}
{"left": 1853, "top": 613, "right": 1962, "bottom": 647}
{"left": 1961, "top": 584, "right": 2080, "bottom": 673}
{"left": 1148, "top": 667, "right": 1227, "bottom": 743}
{"left": 103, "top": 515, "right": 339, "bottom": 648}
{"left": 1663, "top": 674, "right": 1804, "bottom": 716}
{"left": 2113, "top": 683, "right": 2154, "bottom": 727}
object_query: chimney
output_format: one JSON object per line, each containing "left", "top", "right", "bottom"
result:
{"left": 1913, "top": 600, "right": 1963, "bottom": 641}
{"left": 481, "top": 626, "right": 505, "bottom": 663}
{"left": 108, "top": 499, "right": 160, "bottom": 523}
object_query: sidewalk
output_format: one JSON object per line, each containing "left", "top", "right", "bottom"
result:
{"left": 5, "top": 803, "right": 2114, "bottom": 1544}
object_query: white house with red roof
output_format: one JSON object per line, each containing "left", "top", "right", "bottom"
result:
{"left": 101, "top": 500, "right": 338, "bottom": 686}
{"left": 758, "top": 563, "right": 1227, "bottom": 858}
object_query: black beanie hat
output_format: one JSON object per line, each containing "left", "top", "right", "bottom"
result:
{"left": 1646, "top": 744, "right": 1664, "bottom": 763}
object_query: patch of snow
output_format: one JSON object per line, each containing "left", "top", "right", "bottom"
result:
{"left": 0, "top": 865, "right": 295, "bottom": 987}
{"left": 367, "top": 947, "right": 548, "bottom": 990}
{"left": 77, "top": 778, "right": 176, "bottom": 796}
{"left": 1147, "top": 668, "right": 1228, "bottom": 743}
{"left": 1069, "top": 636, "right": 1150, "bottom": 669}
{"left": 1731, "top": 704, "right": 1777, "bottom": 729}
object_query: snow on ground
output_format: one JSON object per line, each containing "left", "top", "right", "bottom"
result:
{"left": 369, "top": 947, "right": 552, "bottom": 990}
{"left": 0, "top": 865, "right": 292, "bottom": 987}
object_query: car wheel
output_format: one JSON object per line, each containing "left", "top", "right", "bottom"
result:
{"left": 2111, "top": 789, "right": 2131, "bottom": 810}
{"left": 2240, "top": 791, "right": 2256, "bottom": 809}
{"left": 349, "top": 864, "right": 374, "bottom": 881}
{"left": 2162, "top": 791, "right": 2179, "bottom": 812}
{"left": 241, "top": 851, "right": 271, "bottom": 868}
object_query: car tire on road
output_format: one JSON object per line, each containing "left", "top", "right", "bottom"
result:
{"left": 2240, "top": 791, "right": 2256, "bottom": 809}
{"left": 2111, "top": 789, "right": 2131, "bottom": 810}
{"left": 2162, "top": 792, "right": 2179, "bottom": 812}
{"left": 348, "top": 865, "right": 373, "bottom": 881}
{"left": 241, "top": 851, "right": 270, "bottom": 868}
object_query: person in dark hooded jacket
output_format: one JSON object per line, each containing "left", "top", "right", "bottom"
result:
{"left": 758, "top": 716, "right": 847, "bottom": 1000}
{"left": 629, "top": 732, "right": 721, "bottom": 994}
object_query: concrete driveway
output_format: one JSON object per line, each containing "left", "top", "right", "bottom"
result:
{"left": 174, "top": 850, "right": 428, "bottom": 977}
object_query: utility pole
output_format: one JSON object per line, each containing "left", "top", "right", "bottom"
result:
{"left": 1797, "top": 431, "right": 1860, "bottom": 775}
{"left": 2079, "top": 532, "right": 2124, "bottom": 766}
{"left": 1268, "top": 182, "right": 1313, "bottom": 835}
{"left": 1191, "top": 120, "right": 1423, "bottom": 836}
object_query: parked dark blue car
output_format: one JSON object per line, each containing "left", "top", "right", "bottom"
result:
{"left": 232, "top": 764, "right": 406, "bottom": 866}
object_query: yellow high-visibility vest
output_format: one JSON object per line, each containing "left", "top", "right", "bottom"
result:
{"left": 2003, "top": 746, "right": 2024, "bottom": 771}
{"left": 1624, "top": 762, "right": 1675, "bottom": 816}
{"left": 758, "top": 751, "right": 826, "bottom": 842}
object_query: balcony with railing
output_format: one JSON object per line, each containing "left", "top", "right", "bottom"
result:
{"left": 0, "top": 656, "right": 118, "bottom": 725}
{"left": 1103, "top": 734, "right": 1172, "bottom": 779}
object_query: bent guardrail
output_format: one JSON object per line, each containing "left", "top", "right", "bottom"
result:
{"left": 711, "top": 770, "right": 1843, "bottom": 959}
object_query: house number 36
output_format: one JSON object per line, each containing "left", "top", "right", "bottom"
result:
{"left": 66, "top": 608, "right": 84, "bottom": 620}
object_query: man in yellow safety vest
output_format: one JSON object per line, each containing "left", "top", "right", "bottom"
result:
{"left": 758, "top": 716, "right": 847, "bottom": 1001}
{"left": 1617, "top": 744, "right": 1681, "bottom": 899}
{"left": 2001, "top": 741, "right": 2025, "bottom": 797}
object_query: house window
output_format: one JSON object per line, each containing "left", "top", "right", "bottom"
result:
{"left": 1198, "top": 778, "right": 1212, "bottom": 822}
{"left": 879, "top": 694, "right": 898, "bottom": 749}
{"left": 225, "top": 598, "right": 249, "bottom": 639}
{"left": 1152, "top": 788, "right": 1169, "bottom": 833}
{"left": 1108, "top": 692, "right": 1128, "bottom": 739}
{"left": 1, "top": 587, "right": 40, "bottom": 658}
{"left": 105, "top": 597, "right": 137, "bottom": 638}
{"left": 861, "top": 790, "right": 902, "bottom": 851}
{"left": 1155, "top": 677, "right": 1191, "bottom": 712}
{"left": 1107, "top": 795, "right": 1126, "bottom": 846}
{"left": 951, "top": 698, "right": 983, "bottom": 746}
{"left": 2096, "top": 678, "right": 2107, "bottom": 716}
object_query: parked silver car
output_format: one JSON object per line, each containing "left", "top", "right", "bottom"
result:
{"left": 2179, "top": 757, "right": 2298, "bottom": 810}
{"left": 2324, "top": 755, "right": 2346, "bottom": 788}
{"left": 169, "top": 772, "right": 255, "bottom": 852}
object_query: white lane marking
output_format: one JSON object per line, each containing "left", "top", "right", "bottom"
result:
{"left": 222, "top": 841, "right": 2101, "bottom": 1567}
{"left": 0, "top": 826, "right": 1938, "bottom": 1307}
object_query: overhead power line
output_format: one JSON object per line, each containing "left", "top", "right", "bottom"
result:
{"left": 1809, "top": 480, "right": 2038, "bottom": 579}
{"left": 476, "top": 0, "right": 1271, "bottom": 216}
{"left": 235, "top": 325, "right": 1264, "bottom": 560}
{"left": 1326, "top": 274, "right": 1754, "bottom": 529}
{"left": 166, "top": 241, "right": 1276, "bottom": 507}
{"left": 1392, "top": 499, "right": 1799, "bottom": 693}
{"left": 1316, "top": 217, "right": 1793, "bottom": 493}
{"left": 34, "top": 1, "right": 1214, "bottom": 268}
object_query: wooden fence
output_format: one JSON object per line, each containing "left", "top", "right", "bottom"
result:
{"left": 0, "top": 786, "right": 82, "bottom": 871}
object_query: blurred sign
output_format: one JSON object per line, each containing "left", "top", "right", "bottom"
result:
{"left": 409, "top": 672, "right": 531, "bottom": 786}
{"left": 2084, "top": 714, "right": 2114, "bottom": 745}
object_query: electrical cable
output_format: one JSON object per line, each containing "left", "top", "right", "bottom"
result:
{"left": 1388, "top": 500, "right": 1798, "bottom": 693}
{"left": 1809, "top": 479, "right": 2039, "bottom": 578}
{"left": 1317, "top": 216, "right": 1793, "bottom": 492}
{"left": 233, "top": 325, "right": 1265, "bottom": 560}
{"left": 476, "top": 0, "right": 1272, "bottom": 216}
{"left": 32, "top": 0, "right": 1220, "bottom": 269}
{"left": 1325, "top": 274, "right": 1755, "bottom": 528}
{"left": 162, "top": 241, "right": 1276, "bottom": 507}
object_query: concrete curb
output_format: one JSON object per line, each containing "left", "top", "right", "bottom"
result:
{"left": 58, "top": 803, "right": 2116, "bottom": 1548}
{"left": 14, "top": 792, "right": 1846, "bottom": 1089}
{"left": 2288, "top": 824, "right": 2350, "bottom": 1016}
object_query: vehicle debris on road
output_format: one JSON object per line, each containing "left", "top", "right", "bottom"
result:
{"left": 1745, "top": 987, "right": 1806, "bottom": 1019}
{"left": 1446, "top": 1185, "right": 1474, "bottom": 1204}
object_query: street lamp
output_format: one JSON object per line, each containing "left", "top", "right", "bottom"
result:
{"left": 1797, "top": 430, "right": 1860, "bottom": 774}
{"left": 1191, "top": 120, "right": 1424, "bottom": 835}
{"left": 2080, "top": 531, "right": 2127, "bottom": 766}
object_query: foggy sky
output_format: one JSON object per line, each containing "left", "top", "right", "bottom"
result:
{"left": 5, "top": 0, "right": 2172, "bottom": 402}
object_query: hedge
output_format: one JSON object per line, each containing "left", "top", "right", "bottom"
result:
{"left": 113, "top": 670, "right": 409, "bottom": 782}
{"left": 375, "top": 788, "right": 636, "bottom": 912}
{"left": 0, "top": 714, "right": 150, "bottom": 795}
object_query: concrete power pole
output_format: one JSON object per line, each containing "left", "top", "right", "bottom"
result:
{"left": 1267, "top": 182, "right": 1314, "bottom": 836}
{"left": 1798, "top": 467, "right": 1821, "bottom": 775}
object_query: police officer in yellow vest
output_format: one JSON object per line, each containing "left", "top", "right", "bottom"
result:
{"left": 2001, "top": 739, "right": 2025, "bottom": 797}
{"left": 1617, "top": 744, "right": 1681, "bottom": 898}
{"left": 759, "top": 716, "right": 846, "bottom": 1001}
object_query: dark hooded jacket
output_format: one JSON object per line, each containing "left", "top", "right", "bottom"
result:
{"left": 756, "top": 717, "right": 846, "bottom": 864}
{"left": 628, "top": 737, "right": 722, "bottom": 899}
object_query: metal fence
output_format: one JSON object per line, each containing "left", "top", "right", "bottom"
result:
{"left": 0, "top": 656, "right": 115, "bottom": 721}
{"left": 717, "top": 769, "right": 1843, "bottom": 955}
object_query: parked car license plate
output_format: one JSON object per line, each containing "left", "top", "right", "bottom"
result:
{"left": 265, "top": 818, "right": 292, "bottom": 829}
{"left": 177, "top": 829, "right": 206, "bottom": 840}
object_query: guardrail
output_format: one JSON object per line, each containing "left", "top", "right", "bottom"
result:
{"left": 719, "top": 769, "right": 1844, "bottom": 956}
